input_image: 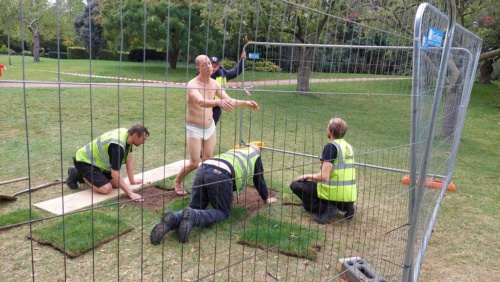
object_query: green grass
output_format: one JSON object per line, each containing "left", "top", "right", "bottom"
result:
{"left": 0, "top": 55, "right": 405, "bottom": 83}
{"left": 238, "top": 214, "right": 323, "bottom": 260}
{"left": 29, "top": 210, "right": 133, "bottom": 258}
{"left": 0, "top": 56, "right": 498, "bottom": 281}
{"left": 0, "top": 209, "right": 43, "bottom": 230}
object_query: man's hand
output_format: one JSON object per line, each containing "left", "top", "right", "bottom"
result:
{"left": 128, "top": 192, "right": 144, "bottom": 202}
{"left": 265, "top": 197, "right": 277, "bottom": 204}
{"left": 294, "top": 174, "right": 311, "bottom": 182}
{"left": 220, "top": 99, "right": 234, "bottom": 112}
{"left": 241, "top": 52, "right": 247, "bottom": 60}
{"left": 247, "top": 101, "right": 259, "bottom": 111}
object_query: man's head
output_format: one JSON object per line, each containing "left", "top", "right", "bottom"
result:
{"left": 210, "top": 56, "right": 220, "bottom": 73}
{"left": 195, "top": 55, "right": 213, "bottom": 77}
{"left": 128, "top": 125, "right": 149, "bottom": 146}
{"left": 250, "top": 144, "right": 261, "bottom": 155}
{"left": 327, "top": 118, "right": 348, "bottom": 139}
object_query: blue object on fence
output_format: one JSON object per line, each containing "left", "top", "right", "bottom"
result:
{"left": 248, "top": 53, "right": 260, "bottom": 59}
{"left": 426, "top": 27, "right": 444, "bottom": 47}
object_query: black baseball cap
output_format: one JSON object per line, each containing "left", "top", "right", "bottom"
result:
{"left": 210, "top": 56, "right": 220, "bottom": 64}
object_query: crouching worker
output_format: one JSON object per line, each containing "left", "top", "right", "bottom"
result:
{"left": 65, "top": 125, "right": 149, "bottom": 202}
{"left": 150, "top": 145, "right": 277, "bottom": 245}
{"left": 290, "top": 118, "right": 356, "bottom": 224}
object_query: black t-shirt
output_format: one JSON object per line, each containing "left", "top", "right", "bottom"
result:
{"left": 320, "top": 143, "right": 338, "bottom": 164}
{"left": 108, "top": 143, "right": 131, "bottom": 171}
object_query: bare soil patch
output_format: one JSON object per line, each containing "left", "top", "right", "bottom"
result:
{"left": 126, "top": 186, "right": 276, "bottom": 215}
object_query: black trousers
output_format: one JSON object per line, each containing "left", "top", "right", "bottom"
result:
{"left": 289, "top": 180, "right": 355, "bottom": 218}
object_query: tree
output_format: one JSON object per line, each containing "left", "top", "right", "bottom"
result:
{"left": 99, "top": 0, "right": 214, "bottom": 68}
{"left": 73, "top": 0, "right": 108, "bottom": 59}
{"left": 19, "top": 0, "right": 59, "bottom": 62}
{"left": 473, "top": 1, "right": 500, "bottom": 84}
{"left": 204, "top": 0, "right": 357, "bottom": 93}
{"left": 0, "top": 0, "right": 20, "bottom": 66}
{"left": 24, "top": 17, "right": 41, "bottom": 62}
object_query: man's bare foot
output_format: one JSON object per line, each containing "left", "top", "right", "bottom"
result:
{"left": 174, "top": 179, "right": 188, "bottom": 195}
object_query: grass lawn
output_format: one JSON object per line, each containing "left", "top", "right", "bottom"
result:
{"left": 0, "top": 56, "right": 498, "bottom": 281}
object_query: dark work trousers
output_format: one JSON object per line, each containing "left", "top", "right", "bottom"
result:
{"left": 172, "top": 164, "right": 234, "bottom": 228}
{"left": 290, "top": 180, "right": 355, "bottom": 218}
{"left": 213, "top": 106, "right": 222, "bottom": 125}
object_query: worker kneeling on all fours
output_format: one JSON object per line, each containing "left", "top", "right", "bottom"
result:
{"left": 289, "top": 117, "right": 356, "bottom": 224}
{"left": 150, "top": 145, "right": 277, "bottom": 245}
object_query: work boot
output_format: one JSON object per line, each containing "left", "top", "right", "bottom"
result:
{"left": 313, "top": 205, "right": 340, "bottom": 224}
{"left": 178, "top": 207, "right": 196, "bottom": 243}
{"left": 150, "top": 211, "right": 179, "bottom": 245}
{"left": 66, "top": 166, "right": 80, "bottom": 189}
{"left": 345, "top": 205, "right": 355, "bottom": 220}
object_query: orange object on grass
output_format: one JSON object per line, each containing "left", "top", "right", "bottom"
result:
{"left": 401, "top": 175, "right": 456, "bottom": 192}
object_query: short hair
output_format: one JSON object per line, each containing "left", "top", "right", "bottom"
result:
{"left": 195, "top": 55, "right": 209, "bottom": 67}
{"left": 128, "top": 125, "right": 149, "bottom": 137}
{"left": 328, "top": 118, "right": 348, "bottom": 139}
{"left": 250, "top": 144, "right": 261, "bottom": 155}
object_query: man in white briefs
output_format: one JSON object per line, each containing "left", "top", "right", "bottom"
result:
{"left": 173, "top": 54, "right": 259, "bottom": 195}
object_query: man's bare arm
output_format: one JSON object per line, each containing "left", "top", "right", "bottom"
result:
{"left": 111, "top": 169, "right": 143, "bottom": 201}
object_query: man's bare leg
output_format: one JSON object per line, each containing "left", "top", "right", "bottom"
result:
{"left": 201, "top": 130, "right": 217, "bottom": 161}
{"left": 174, "top": 137, "right": 202, "bottom": 195}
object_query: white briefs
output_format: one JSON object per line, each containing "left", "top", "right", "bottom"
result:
{"left": 186, "top": 121, "right": 215, "bottom": 140}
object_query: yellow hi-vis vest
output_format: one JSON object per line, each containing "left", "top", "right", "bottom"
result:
{"left": 317, "top": 139, "right": 357, "bottom": 202}
{"left": 215, "top": 76, "right": 227, "bottom": 87}
{"left": 215, "top": 147, "right": 259, "bottom": 200}
{"left": 214, "top": 76, "right": 227, "bottom": 101}
{"left": 75, "top": 128, "right": 131, "bottom": 172}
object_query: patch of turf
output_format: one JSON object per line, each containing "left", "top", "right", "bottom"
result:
{"left": 0, "top": 209, "right": 43, "bottom": 231}
{"left": 28, "top": 210, "right": 133, "bottom": 258}
{"left": 238, "top": 214, "right": 323, "bottom": 260}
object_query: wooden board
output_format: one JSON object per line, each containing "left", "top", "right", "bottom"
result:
{"left": 33, "top": 160, "right": 186, "bottom": 215}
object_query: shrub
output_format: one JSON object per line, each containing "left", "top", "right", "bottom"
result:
{"left": 245, "top": 60, "right": 281, "bottom": 72}
{"left": 48, "top": 51, "right": 68, "bottom": 59}
{"left": 0, "top": 45, "right": 15, "bottom": 54}
{"left": 220, "top": 58, "right": 237, "bottom": 69}
{"left": 67, "top": 47, "right": 88, "bottom": 59}
{"left": 99, "top": 50, "right": 129, "bottom": 61}
{"left": 128, "top": 49, "right": 166, "bottom": 62}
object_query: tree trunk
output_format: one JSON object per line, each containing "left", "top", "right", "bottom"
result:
{"left": 441, "top": 84, "right": 462, "bottom": 138}
{"left": 297, "top": 66, "right": 311, "bottom": 93}
{"left": 168, "top": 48, "right": 179, "bottom": 69}
{"left": 33, "top": 26, "right": 40, "bottom": 62}
{"left": 7, "top": 30, "right": 12, "bottom": 66}
{"left": 477, "top": 59, "right": 494, "bottom": 84}
{"left": 296, "top": 48, "right": 314, "bottom": 94}
{"left": 441, "top": 55, "right": 464, "bottom": 138}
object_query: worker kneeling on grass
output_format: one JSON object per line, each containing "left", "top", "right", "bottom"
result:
{"left": 65, "top": 125, "right": 149, "bottom": 202}
{"left": 150, "top": 145, "right": 277, "bottom": 245}
{"left": 289, "top": 117, "right": 356, "bottom": 224}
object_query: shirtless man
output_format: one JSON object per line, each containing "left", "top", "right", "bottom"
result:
{"left": 173, "top": 55, "right": 259, "bottom": 195}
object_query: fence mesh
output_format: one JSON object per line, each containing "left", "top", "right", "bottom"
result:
{"left": 0, "top": 1, "right": 481, "bottom": 281}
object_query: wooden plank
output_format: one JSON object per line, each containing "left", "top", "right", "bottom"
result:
{"left": 33, "top": 160, "right": 186, "bottom": 215}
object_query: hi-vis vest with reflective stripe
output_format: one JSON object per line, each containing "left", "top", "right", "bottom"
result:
{"left": 215, "top": 76, "right": 227, "bottom": 87}
{"left": 215, "top": 147, "right": 259, "bottom": 200}
{"left": 317, "top": 139, "right": 357, "bottom": 202}
{"left": 214, "top": 76, "right": 227, "bottom": 101}
{"left": 75, "top": 128, "right": 131, "bottom": 172}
